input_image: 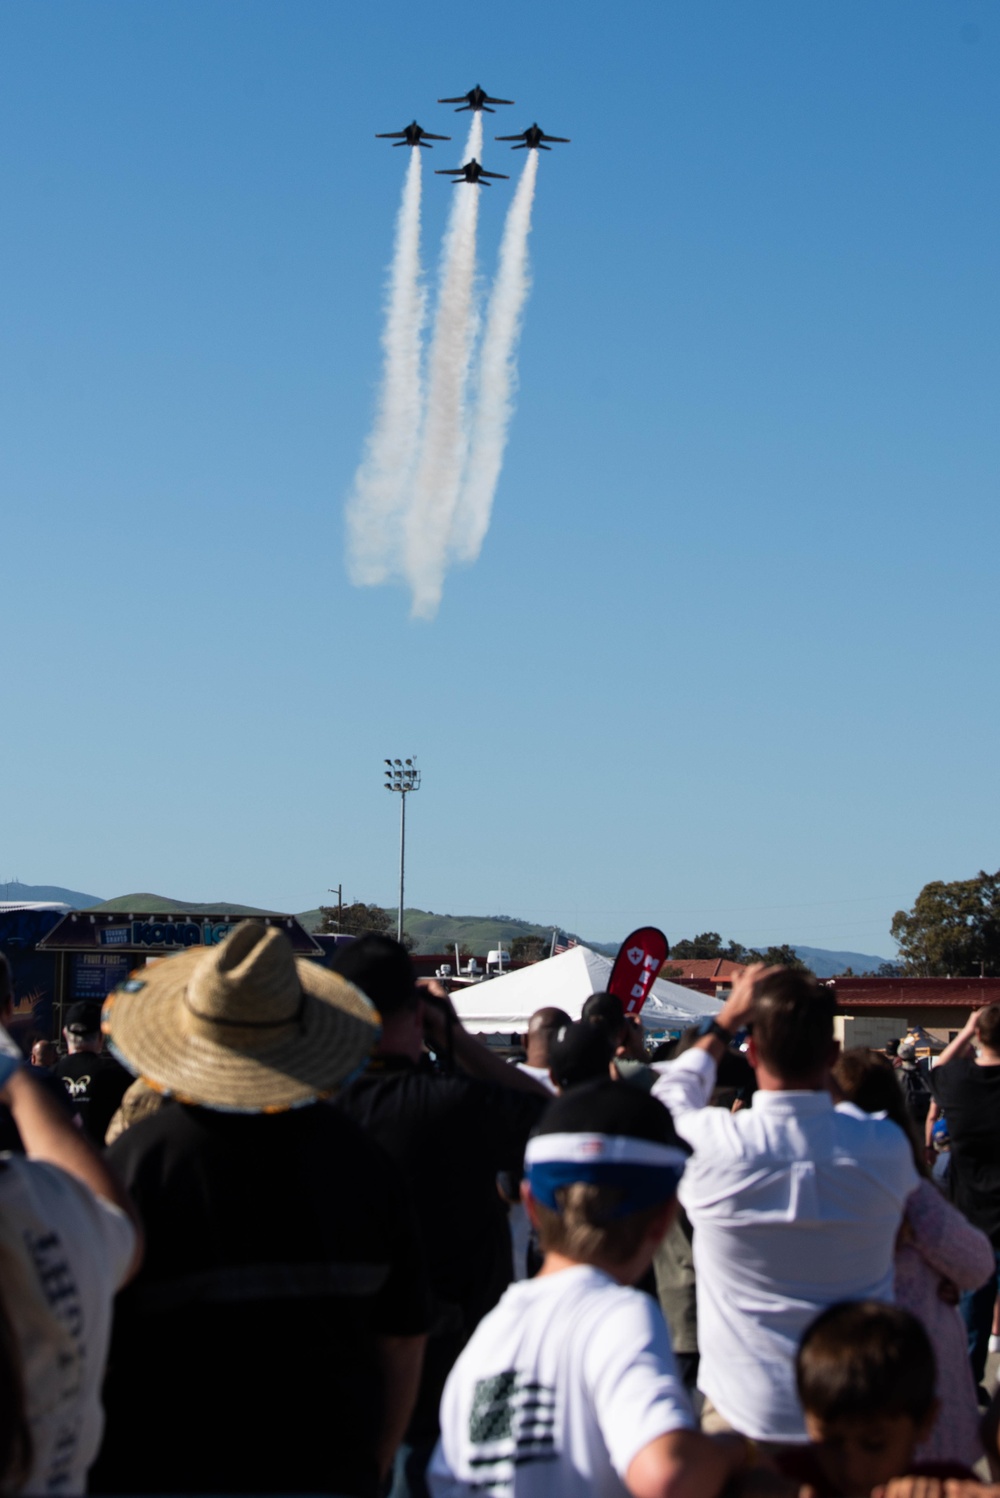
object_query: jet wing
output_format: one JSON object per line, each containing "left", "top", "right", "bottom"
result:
{"left": 480, "top": 169, "right": 510, "bottom": 179}
{"left": 540, "top": 133, "right": 570, "bottom": 142}
{"left": 375, "top": 131, "right": 407, "bottom": 139}
{"left": 437, "top": 95, "right": 469, "bottom": 104}
{"left": 434, "top": 167, "right": 463, "bottom": 175}
{"left": 483, "top": 95, "right": 515, "bottom": 105}
{"left": 421, "top": 132, "right": 452, "bottom": 141}
{"left": 494, "top": 133, "right": 525, "bottom": 141}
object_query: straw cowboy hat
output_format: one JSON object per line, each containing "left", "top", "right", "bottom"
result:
{"left": 102, "top": 921, "right": 380, "bottom": 1113}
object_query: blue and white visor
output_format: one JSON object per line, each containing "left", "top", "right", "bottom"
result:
{"left": 525, "top": 1131, "right": 688, "bottom": 1218}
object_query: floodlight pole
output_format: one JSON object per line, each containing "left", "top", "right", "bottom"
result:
{"left": 383, "top": 759, "right": 421, "bottom": 944}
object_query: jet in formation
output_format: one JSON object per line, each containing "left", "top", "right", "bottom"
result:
{"left": 438, "top": 85, "right": 514, "bottom": 114}
{"left": 435, "top": 158, "right": 510, "bottom": 187}
{"left": 376, "top": 121, "right": 452, "bottom": 148}
{"left": 495, "top": 123, "right": 570, "bottom": 151}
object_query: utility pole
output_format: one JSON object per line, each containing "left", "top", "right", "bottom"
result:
{"left": 384, "top": 758, "right": 421, "bottom": 943}
{"left": 327, "top": 886, "right": 343, "bottom": 932}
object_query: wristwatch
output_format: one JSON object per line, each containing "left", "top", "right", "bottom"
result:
{"left": 696, "top": 1016, "right": 732, "bottom": 1045}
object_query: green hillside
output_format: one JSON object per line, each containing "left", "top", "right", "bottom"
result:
{"left": 87, "top": 893, "right": 274, "bottom": 917}
{"left": 85, "top": 894, "right": 613, "bottom": 953}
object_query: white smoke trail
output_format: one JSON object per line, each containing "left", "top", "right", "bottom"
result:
{"left": 451, "top": 149, "right": 538, "bottom": 564}
{"left": 345, "top": 148, "right": 426, "bottom": 585}
{"left": 403, "top": 114, "right": 483, "bottom": 619}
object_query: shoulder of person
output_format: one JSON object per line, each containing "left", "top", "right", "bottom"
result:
{"left": 834, "top": 1102, "right": 919, "bottom": 1164}
{"left": 0, "top": 1153, "right": 136, "bottom": 1284}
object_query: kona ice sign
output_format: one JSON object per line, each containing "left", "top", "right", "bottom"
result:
{"left": 101, "top": 920, "right": 235, "bottom": 950}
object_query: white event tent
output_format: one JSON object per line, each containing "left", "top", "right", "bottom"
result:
{"left": 449, "top": 945, "right": 723, "bottom": 1035}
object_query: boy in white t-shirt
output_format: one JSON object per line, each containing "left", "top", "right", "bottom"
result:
{"left": 429, "top": 1082, "right": 752, "bottom": 1498}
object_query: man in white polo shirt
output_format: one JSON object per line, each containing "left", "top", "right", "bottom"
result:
{"left": 652, "top": 965, "right": 917, "bottom": 1445}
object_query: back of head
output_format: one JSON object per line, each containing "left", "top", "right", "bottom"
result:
{"left": 64, "top": 1001, "right": 102, "bottom": 1047}
{"left": 832, "top": 1048, "right": 926, "bottom": 1176}
{"left": 581, "top": 991, "right": 625, "bottom": 1043}
{"left": 797, "top": 1301, "right": 936, "bottom": 1425}
{"left": 525, "top": 1081, "right": 689, "bottom": 1266}
{"left": 548, "top": 1021, "right": 613, "bottom": 1091}
{"left": 330, "top": 934, "right": 418, "bottom": 1018}
{"left": 525, "top": 1006, "right": 572, "bottom": 1065}
{"left": 751, "top": 969, "right": 836, "bottom": 1081}
{"left": 978, "top": 1004, "right": 1000, "bottom": 1052}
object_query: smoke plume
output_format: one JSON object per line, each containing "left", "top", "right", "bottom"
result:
{"left": 451, "top": 150, "right": 538, "bottom": 563}
{"left": 403, "top": 114, "right": 483, "bottom": 619}
{"left": 346, "top": 148, "right": 426, "bottom": 585}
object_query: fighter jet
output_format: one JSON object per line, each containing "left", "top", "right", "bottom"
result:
{"left": 376, "top": 121, "right": 452, "bottom": 148}
{"left": 437, "top": 85, "right": 514, "bottom": 114}
{"left": 495, "top": 123, "right": 570, "bottom": 151}
{"left": 435, "top": 158, "right": 510, "bottom": 187}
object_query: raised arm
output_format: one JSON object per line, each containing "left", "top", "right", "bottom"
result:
{"left": 934, "top": 1010, "right": 981, "bottom": 1070}
{"left": 0, "top": 1066, "right": 143, "bottom": 1280}
{"left": 420, "top": 985, "right": 549, "bottom": 1096}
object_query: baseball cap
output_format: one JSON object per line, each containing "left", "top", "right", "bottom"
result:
{"left": 65, "top": 1002, "right": 102, "bottom": 1036}
{"left": 548, "top": 1021, "right": 613, "bottom": 1091}
{"left": 525, "top": 1080, "right": 689, "bottom": 1219}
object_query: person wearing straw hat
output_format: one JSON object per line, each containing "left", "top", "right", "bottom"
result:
{"left": 91, "top": 921, "right": 430, "bottom": 1498}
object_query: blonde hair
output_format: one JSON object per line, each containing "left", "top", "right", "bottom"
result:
{"left": 533, "top": 1182, "right": 665, "bottom": 1266}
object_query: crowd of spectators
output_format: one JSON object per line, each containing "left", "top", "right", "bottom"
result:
{"left": 2, "top": 931, "right": 1000, "bottom": 1498}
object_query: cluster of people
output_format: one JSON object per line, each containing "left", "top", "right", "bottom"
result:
{"left": 1, "top": 930, "right": 1000, "bottom": 1498}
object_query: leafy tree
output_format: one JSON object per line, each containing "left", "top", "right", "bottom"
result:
{"left": 318, "top": 902, "right": 392, "bottom": 938}
{"left": 891, "top": 871, "right": 1000, "bottom": 976}
{"left": 669, "top": 933, "right": 808, "bottom": 971}
{"left": 510, "top": 935, "right": 547, "bottom": 963}
{"left": 671, "top": 933, "right": 730, "bottom": 960}
{"left": 753, "top": 943, "right": 808, "bottom": 971}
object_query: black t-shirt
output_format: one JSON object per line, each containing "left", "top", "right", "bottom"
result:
{"left": 90, "top": 1100, "right": 429, "bottom": 1497}
{"left": 337, "top": 1057, "right": 545, "bottom": 1439}
{"left": 53, "top": 1051, "right": 132, "bottom": 1145}
{"left": 931, "top": 1055, "right": 1000, "bottom": 1244}
{"left": 338, "top": 1056, "right": 545, "bottom": 1317}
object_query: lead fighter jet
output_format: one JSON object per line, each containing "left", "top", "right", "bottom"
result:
{"left": 495, "top": 123, "right": 570, "bottom": 151}
{"left": 435, "top": 158, "right": 510, "bottom": 187}
{"left": 437, "top": 85, "right": 514, "bottom": 114}
{"left": 376, "top": 121, "right": 452, "bottom": 148}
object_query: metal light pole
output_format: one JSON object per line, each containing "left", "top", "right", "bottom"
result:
{"left": 384, "top": 758, "right": 421, "bottom": 943}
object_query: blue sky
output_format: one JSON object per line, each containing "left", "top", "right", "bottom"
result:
{"left": 2, "top": 0, "right": 996, "bottom": 954}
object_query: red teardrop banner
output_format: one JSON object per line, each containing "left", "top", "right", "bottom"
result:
{"left": 607, "top": 927, "right": 671, "bottom": 1016}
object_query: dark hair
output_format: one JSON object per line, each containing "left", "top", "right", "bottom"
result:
{"left": 0, "top": 953, "right": 11, "bottom": 1015}
{"left": 797, "top": 1301, "right": 936, "bottom": 1424}
{"left": 751, "top": 970, "right": 836, "bottom": 1080}
{"left": 581, "top": 992, "right": 625, "bottom": 1039}
{"left": 978, "top": 1004, "right": 1000, "bottom": 1052}
{"left": 832, "top": 1048, "right": 927, "bottom": 1177}
{"left": 548, "top": 1021, "right": 613, "bottom": 1090}
{"left": 330, "top": 935, "right": 419, "bottom": 1018}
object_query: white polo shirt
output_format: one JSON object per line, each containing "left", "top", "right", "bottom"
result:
{"left": 652, "top": 1049, "right": 918, "bottom": 1442}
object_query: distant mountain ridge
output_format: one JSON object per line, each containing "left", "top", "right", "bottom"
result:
{"left": 0, "top": 880, "right": 104, "bottom": 907}
{"left": 790, "top": 945, "right": 893, "bottom": 978}
{"left": 13, "top": 884, "right": 892, "bottom": 973}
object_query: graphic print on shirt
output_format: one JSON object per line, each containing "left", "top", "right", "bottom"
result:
{"left": 61, "top": 1074, "right": 92, "bottom": 1101}
{"left": 467, "top": 1370, "right": 557, "bottom": 1491}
